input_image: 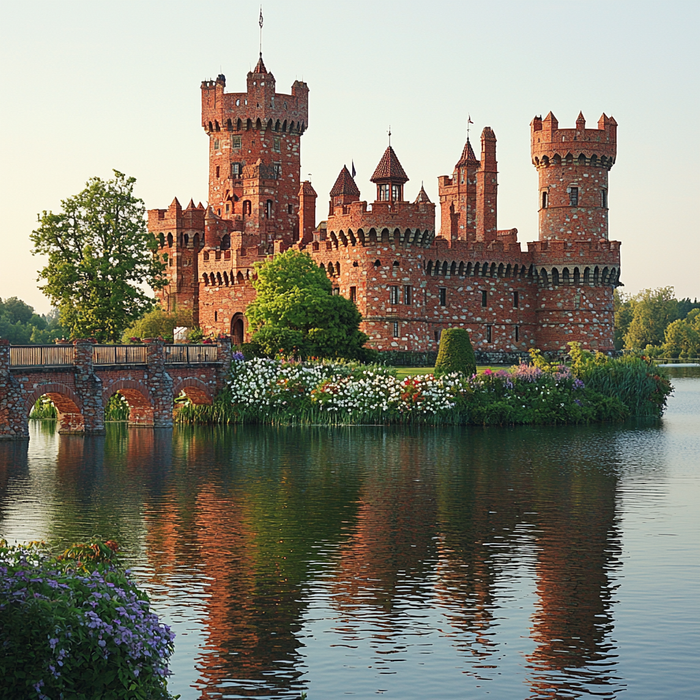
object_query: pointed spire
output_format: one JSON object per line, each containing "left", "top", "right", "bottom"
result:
{"left": 197, "top": 202, "right": 205, "bottom": 210}
{"left": 254, "top": 54, "right": 268, "bottom": 74}
{"left": 370, "top": 146, "right": 408, "bottom": 184}
{"left": 414, "top": 185, "right": 431, "bottom": 204}
{"left": 455, "top": 138, "right": 479, "bottom": 168}
{"left": 185, "top": 198, "right": 196, "bottom": 211}
{"left": 168, "top": 197, "right": 182, "bottom": 213}
{"left": 576, "top": 111, "right": 586, "bottom": 130}
{"left": 330, "top": 165, "right": 360, "bottom": 197}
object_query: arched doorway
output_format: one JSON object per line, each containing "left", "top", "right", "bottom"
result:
{"left": 231, "top": 313, "right": 245, "bottom": 346}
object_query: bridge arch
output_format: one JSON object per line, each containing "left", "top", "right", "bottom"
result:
{"left": 102, "top": 379, "right": 154, "bottom": 427}
{"left": 25, "top": 382, "right": 84, "bottom": 434}
{"left": 173, "top": 377, "right": 213, "bottom": 405}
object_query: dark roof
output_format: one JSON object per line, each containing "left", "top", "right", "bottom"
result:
{"left": 370, "top": 146, "right": 409, "bottom": 184}
{"left": 455, "top": 138, "right": 479, "bottom": 168}
{"left": 330, "top": 166, "right": 360, "bottom": 197}
{"left": 414, "top": 185, "right": 431, "bottom": 204}
{"left": 253, "top": 54, "right": 268, "bottom": 74}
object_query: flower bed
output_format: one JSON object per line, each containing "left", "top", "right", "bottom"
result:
{"left": 176, "top": 353, "right": 665, "bottom": 426}
{"left": 0, "top": 539, "right": 176, "bottom": 700}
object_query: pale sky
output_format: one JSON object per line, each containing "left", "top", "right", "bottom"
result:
{"left": 1, "top": 0, "right": 698, "bottom": 314}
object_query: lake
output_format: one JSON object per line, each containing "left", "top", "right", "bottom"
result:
{"left": 1, "top": 371, "right": 698, "bottom": 699}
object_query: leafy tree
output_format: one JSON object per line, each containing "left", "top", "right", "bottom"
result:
{"left": 31, "top": 171, "right": 166, "bottom": 343}
{"left": 121, "top": 307, "right": 193, "bottom": 343}
{"left": 613, "top": 290, "right": 635, "bottom": 351}
{"left": 662, "top": 319, "right": 700, "bottom": 358}
{"left": 623, "top": 287, "right": 680, "bottom": 350}
{"left": 434, "top": 327, "right": 477, "bottom": 377}
{"left": 0, "top": 297, "right": 66, "bottom": 344}
{"left": 246, "top": 249, "right": 369, "bottom": 359}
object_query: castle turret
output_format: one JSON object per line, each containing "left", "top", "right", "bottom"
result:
{"left": 200, "top": 55, "right": 309, "bottom": 243}
{"left": 370, "top": 146, "right": 408, "bottom": 203}
{"left": 298, "top": 180, "right": 317, "bottom": 244}
{"left": 530, "top": 112, "right": 621, "bottom": 353}
{"left": 438, "top": 137, "right": 479, "bottom": 242}
{"left": 476, "top": 127, "right": 498, "bottom": 242}
{"left": 531, "top": 111, "right": 617, "bottom": 242}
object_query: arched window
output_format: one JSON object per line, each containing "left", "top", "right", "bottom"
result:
{"left": 243, "top": 201, "right": 252, "bottom": 216}
{"left": 167, "top": 232, "right": 173, "bottom": 247}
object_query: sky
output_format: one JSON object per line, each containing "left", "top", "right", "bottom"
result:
{"left": 0, "top": 0, "right": 698, "bottom": 314}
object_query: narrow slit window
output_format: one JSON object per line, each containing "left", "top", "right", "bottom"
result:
{"left": 390, "top": 286, "right": 399, "bottom": 305}
{"left": 513, "top": 291, "right": 519, "bottom": 308}
{"left": 569, "top": 186, "right": 579, "bottom": 206}
{"left": 403, "top": 285, "right": 412, "bottom": 305}
{"left": 350, "top": 286, "right": 357, "bottom": 302}
{"left": 514, "top": 326, "right": 519, "bottom": 342}
{"left": 601, "top": 189, "right": 608, "bottom": 208}
{"left": 542, "top": 191, "right": 548, "bottom": 209}
{"left": 439, "top": 287, "right": 447, "bottom": 306}
{"left": 486, "top": 325, "right": 492, "bottom": 343}
{"left": 393, "top": 322, "right": 399, "bottom": 338}
{"left": 481, "top": 290, "right": 488, "bottom": 307}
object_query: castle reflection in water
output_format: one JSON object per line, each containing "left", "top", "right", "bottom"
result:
{"left": 0, "top": 422, "right": 628, "bottom": 699}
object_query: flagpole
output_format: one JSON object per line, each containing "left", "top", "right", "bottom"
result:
{"left": 259, "top": 5, "right": 264, "bottom": 57}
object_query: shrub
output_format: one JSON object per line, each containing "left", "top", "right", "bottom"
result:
{"left": 434, "top": 328, "right": 476, "bottom": 377}
{"left": 0, "top": 538, "right": 176, "bottom": 700}
{"left": 568, "top": 342, "right": 672, "bottom": 417}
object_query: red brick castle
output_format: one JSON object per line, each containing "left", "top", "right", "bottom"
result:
{"left": 149, "top": 54, "right": 620, "bottom": 356}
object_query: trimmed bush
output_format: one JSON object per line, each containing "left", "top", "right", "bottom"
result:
{"left": 434, "top": 328, "right": 477, "bottom": 377}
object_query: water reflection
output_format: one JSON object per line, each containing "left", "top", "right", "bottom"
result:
{"left": 0, "top": 408, "right": 681, "bottom": 698}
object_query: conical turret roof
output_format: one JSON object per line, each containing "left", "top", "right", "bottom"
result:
{"left": 370, "top": 146, "right": 408, "bottom": 184}
{"left": 330, "top": 165, "right": 360, "bottom": 197}
{"left": 455, "top": 138, "right": 479, "bottom": 168}
{"left": 414, "top": 185, "right": 431, "bottom": 204}
{"left": 253, "top": 54, "right": 268, "bottom": 74}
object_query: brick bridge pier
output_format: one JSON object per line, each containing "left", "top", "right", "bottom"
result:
{"left": 0, "top": 338, "right": 231, "bottom": 440}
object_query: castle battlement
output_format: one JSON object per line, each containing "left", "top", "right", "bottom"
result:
{"left": 149, "top": 55, "right": 623, "bottom": 354}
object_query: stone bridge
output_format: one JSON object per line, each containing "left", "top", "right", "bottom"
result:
{"left": 0, "top": 338, "right": 232, "bottom": 440}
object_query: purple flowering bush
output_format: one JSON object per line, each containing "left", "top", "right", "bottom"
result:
{"left": 0, "top": 539, "right": 177, "bottom": 700}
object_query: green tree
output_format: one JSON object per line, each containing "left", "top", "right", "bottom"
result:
{"left": 662, "top": 319, "right": 700, "bottom": 359}
{"left": 121, "top": 307, "right": 193, "bottom": 343}
{"left": 623, "top": 287, "right": 680, "bottom": 351}
{"left": 31, "top": 171, "right": 166, "bottom": 343}
{"left": 613, "top": 290, "right": 635, "bottom": 351}
{"left": 0, "top": 297, "right": 66, "bottom": 344}
{"left": 246, "top": 249, "right": 369, "bottom": 359}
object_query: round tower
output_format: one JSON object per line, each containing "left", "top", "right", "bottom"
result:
{"left": 530, "top": 113, "right": 621, "bottom": 354}
{"left": 531, "top": 112, "right": 616, "bottom": 241}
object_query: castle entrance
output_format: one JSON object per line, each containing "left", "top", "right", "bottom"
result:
{"left": 231, "top": 314, "right": 245, "bottom": 346}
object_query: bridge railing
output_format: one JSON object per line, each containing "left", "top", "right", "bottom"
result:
{"left": 164, "top": 344, "right": 219, "bottom": 364}
{"left": 92, "top": 345, "right": 148, "bottom": 365}
{"left": 10, "top": 345, "right": 75, "bottom": 367}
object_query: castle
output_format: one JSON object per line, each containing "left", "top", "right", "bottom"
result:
{"left": 148, "top": 54, "right": 620, "bottom": 356}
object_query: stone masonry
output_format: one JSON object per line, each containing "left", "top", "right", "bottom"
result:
{"left": 150, "top": 54, "right": 621, "bottom": 355}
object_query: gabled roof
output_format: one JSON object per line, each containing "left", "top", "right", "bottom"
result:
{"left": 414, "top": 185, "right": 431, "bottom": 204}
{"left": 455, "top": 138, "right": 479, "bottom": 168}
{"left": 370, "top": 146, "right": 408, "bottom": 184}
{"left": 330, "top": 166, "right": 360, "bottom": 197}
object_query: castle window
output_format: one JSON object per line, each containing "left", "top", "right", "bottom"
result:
{"left": 232, "top": 136, "right": 241, "bottom": 149}
{"left": 390, "top": 286, "right": 399, "bottom": 305}
{"left": 158, "top": 232, "right": 165, "bottom": 248}
{"left": 273, "top": 137, "right": 281, "bottom": 152}
{"left": 569, "top": 186, "right": 579, "bottom": 206}
{"left": 214, "top": 311, "right": 218, "bottom": 322}
{"left": 513, "top": 291, "right": 519, "bottom": 308}
{"left": 167, "top": 233, "right": 173, "bottom": 247}
{"left": 225, "top": 203, "right": 230, "bottom": 213}
{"left": 231, "top": 162, "right": 241, "bottom": 177}
{"left": 333, "top": 288, "right": 340, "bottom": 296}
{"left": 481, "top": 290, "right": 488, "bottom": 307}
{"left": 514, "top": 326, "right": 519, "bottom": 342}
{"left": 434, "top": 330, "right": 440, "bottom": 343}
{"left": 350, "top": 286, "right": 357, "bottom": 302}
{"left": 393, "top": 322, "right": 400, "bottom": 338}
{"left": 288, "top": 204, "right": 293, "bottom": 214}
{"left": 601, "top": 189, "right": 608, "bottom": 208}
{"left": 486, "top": 325, "right": 492, "bottom": 343}
{"left": 214, "top": 139, "right": 220, "bottom": 151}
{"left": 541, "top": 191, "right": 548, "bottom": 209}
{"left": 216, "top": 166, "right": 220, "bottom": 178}
{"left": 439, "top": 287, "right": 447, "bottom": 306}
{"left": 168, "top": 255, "right": 172, "bottom": 267}
{"left": 243, "top": 200, "right": 252, "bottom": 216}
{"left": 391, "top": 184, "right": 401, "bottom": 201}
{"left": 403, "top": 285, "right": 412, "bottom": 305}
{"left": 265, "top": 200, "right": 273, "bottom": 219}
{"left": 379, "top": 184, "right": 390, "bottom": 201}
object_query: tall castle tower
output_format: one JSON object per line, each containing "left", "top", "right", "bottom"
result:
{"left": 200, "top": 56, "right": 309, "bottom": 243}
{"left": 530, "top": 112, "right": 621, "bottom": 352}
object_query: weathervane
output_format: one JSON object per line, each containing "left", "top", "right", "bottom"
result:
{"left": 467, "top": 114, "right": 473, "bottom": 140}
{"left": 388, "top": 125, "right": 392, "bottom": 147}
{"left": 259, "top": 5, "right": 264, "bottom": 57}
